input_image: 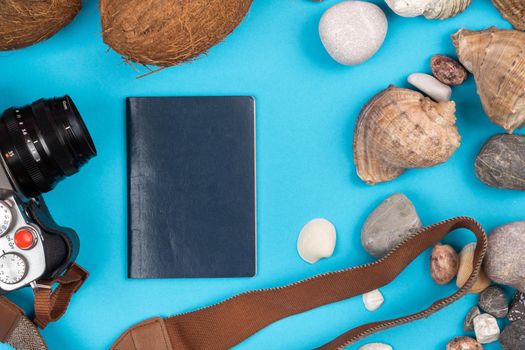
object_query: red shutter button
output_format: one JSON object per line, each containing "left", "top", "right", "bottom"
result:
{"left": 14, "top": 228, "right": 36, "bottom": 250}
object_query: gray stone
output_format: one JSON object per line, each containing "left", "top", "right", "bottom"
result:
{"left": 484, "top": 221, "right": 525, "bottom": 292}
{"left": 500, "top": 320, "right": 525, "bottom": 350}
{"left": 473, "top": 313, "right": 500, "bottom": 344}
{"left": 508, "top": 291, "right": 525, "bottom": 322}
{"left": 478, "top": 286, "right": 509, "bottom": 318}
{"left": 475, "top": 134, "right": 525, "bottom": 191}
{"left": 361, "top": 193, "right": 422, "bottom": 258}
{"left": 464, "top": 306, "right": 481, "bottom": 331}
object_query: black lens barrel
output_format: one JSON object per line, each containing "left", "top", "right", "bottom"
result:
{"left": 0, "top": 96, "right": 96, "bottom": 197}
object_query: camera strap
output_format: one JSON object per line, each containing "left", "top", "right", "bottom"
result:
{"left": 0, "top": 263, "right": 88, "bottom": 350}
{"left": 112, "top": 217, "right": 487, "bottom": 350}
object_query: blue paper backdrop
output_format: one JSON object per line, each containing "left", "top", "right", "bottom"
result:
{"left": 0, "top": 0, "right": 521, "bottom": 349}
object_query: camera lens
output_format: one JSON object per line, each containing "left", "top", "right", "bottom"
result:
{"left": 0, "top": 96, "right": 97, "bottom": 197}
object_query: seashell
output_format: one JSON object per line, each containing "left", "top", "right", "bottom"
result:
{"left": 492, "top": 0, "right": 525, "bottom": 31}
{"left": 430, "top": 243, "right": 459, "bottom": 285}
{"left": 456, "top": 243, "right": 491, "bottom": 294}
{"left": 297, "top": 218, "right": 336, "bottom": 264}
{"left": 362, "top": 289, "right": 384, "bottom": 311}
{"left": 385, "top": 0, "right": 472, "bottom": 19}
{"left": 473, "top": 313, "right": 500, "bottom": 344}
{"left": 353, "top": 86, "right": 461, "bottom": 184}
{"left": 453, "top": 27, "right": 525, "bottom": 133}
{"left": 408, "top": 73, "right": 452, "bottom": 102}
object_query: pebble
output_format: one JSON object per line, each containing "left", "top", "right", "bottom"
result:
{"left": 430, "top": 243, "right": 459, "bottom": 285}
{"left": 408, "top": 73, "right": 452, "bottom": 102}
{"left": 464, "top": 306, "right": 481, "bottom": 331}
{"left": 361, "top": 193, "right": 422, "bottom": 258}
{"left": 508, "top": 291, "right": 525, "bottom": 322}
{"left": 358, "top": 343, "right": 392, "bottom": 350}
{"left": 475, "top": 134, "right": 525, "bottom": 191}
{"left": 473, "top": 313, "right": 500, "bottom": 344}
{"left": 362, "top": 289, "right": 384, "bottom": 311}
{"left": 478, "top": 286, "right": 509, "bottom": 318}
{"left": 456, "top": 243, "right": 491, "bottom": 294}
{"left": 297, "top": 218, "right": 336, "bottom": 264}
{"left": 430, "top": 54, "right": 468, "bottom": 86}
{"left": 484, "top": 221, "right": 525, "bottom": 292}
{"left": 500, "top": 320, "right": 525, "bottom": 350}
{"left": 319, "top": 1, "right": 388, "bottom": 66}
{"left": 446, "top": 336, "right": 482, "bottom": 350}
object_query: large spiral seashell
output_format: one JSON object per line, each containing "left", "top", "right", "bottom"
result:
{"left": 492, "top": 0, "right": 525, "bottom": 30}
{"left": 353, "top": 86, "right": 461, "bottom": 184}
{"left": 385, "top": 0, "right": 472, "bottom": 19}
{"left": 453, "top": 27, "right": 525, "bottom": 133}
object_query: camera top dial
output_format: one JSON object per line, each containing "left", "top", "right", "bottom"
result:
{"left": 0, "top": 201, "right": 12, "bottom": 236}
{"left": 0, "top": 253, "right": 27, "bottom": 285}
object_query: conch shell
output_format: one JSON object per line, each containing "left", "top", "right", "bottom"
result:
{"left": 453, "top": 28, "right": 525, "bottom": 133}
{"left": 353, "top": 86, "right": 461, "bottom": 184}
{"left": 385, "top": 0, "right": 472, "bottom": 19}
{"left": 492, "top": 0, "right": 525, "bottom": 30}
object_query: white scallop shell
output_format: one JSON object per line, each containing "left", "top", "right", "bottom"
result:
{"left": 297, "top": 218, "right": 336, "bottom": 264}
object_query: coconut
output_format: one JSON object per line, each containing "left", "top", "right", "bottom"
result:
{"left": 99, "top": 0, "right": 253, "bottom": 67}
{"left": 0, "top": 0, "right": 81, "bottom": 51}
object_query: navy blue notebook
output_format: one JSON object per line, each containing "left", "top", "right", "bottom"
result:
{"left": 127, "top": 97, "right": 256, "bottom": 278}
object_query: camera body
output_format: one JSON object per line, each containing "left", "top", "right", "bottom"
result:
{"left": 0, "top": 96, "right": 95, "bottom": 296}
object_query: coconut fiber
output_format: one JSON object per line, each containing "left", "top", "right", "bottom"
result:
{"left": 0, "top": 0, "right": 81, "bottom": 51}
{"left": 99, "top": 0, "right": 253, "bottom": 67}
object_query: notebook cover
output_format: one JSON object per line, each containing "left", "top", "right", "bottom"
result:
{"left": 127, "top": 96, "right": 256, "bottom": 278}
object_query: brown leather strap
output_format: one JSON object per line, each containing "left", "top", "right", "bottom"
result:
{"left": 112, "top": 217, "right": 487, "bottom": 350}
{"left": 33, "top": 263, "right": 89, "bottom": 329}
{"left": 0, "top": 297, "right": 47, "bottom": 350}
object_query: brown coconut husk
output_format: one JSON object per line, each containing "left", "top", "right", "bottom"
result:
{"left": 0, "top": 0, "right": 81, "bottom": 51}
{"left": 100, "top": 0, "right": 253, "bottom": 67}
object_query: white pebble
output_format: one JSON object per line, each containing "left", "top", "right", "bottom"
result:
{"left": 473, "top": 313, "right": 500, "bottom": 344}
{"left": 363, "top": 289, "right": 385, "bottom": 311}
{"left": 297, "top": 218, "right": 336, "bottom": 264}
{"left": 359, "top": 343, "right": 393, "bottom": 350}
{"left": 408, "top": 73, "right": 452, "bottom": 102}
{"left": 319, "top": 1, "right": 388, "bottom": 66}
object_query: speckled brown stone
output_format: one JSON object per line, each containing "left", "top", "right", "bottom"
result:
{"left": 479, "top": 286, "right": 509, "bottom": 318}
{"left": 475, "top": 134, "right": 525, "bottom": 191}
{"left": 508, "top": 291, "right": 525, "bottom": 322}
{"left": 430, "top": 243, "right": 459, "bottom": 284}
{"left": 446, "top": 336, "right": 482, "bottom": 350}
{"left": 464, "top": 306, "right": 481, "bottom": 331}
{"left": 430, "top": 54, "right": 468, "bottom": 86}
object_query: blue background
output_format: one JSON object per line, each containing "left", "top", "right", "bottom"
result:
{"left": 0, "top": 0, "right": 522, "bottom": 349}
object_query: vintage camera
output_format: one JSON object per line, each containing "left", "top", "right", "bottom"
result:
{"left": 0, "top": 96, "right": 96, "bottom": 295}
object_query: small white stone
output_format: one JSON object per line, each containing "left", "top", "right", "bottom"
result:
{"left": 363, "top": 289, "right": 385, "bottom": 311}
{"left": 359, "top": 343, "right": 393, "bottom": 350}
{"left": 408, "top": 73, "right": 452, "bottom": 102}
{"left": 473, "top": 313, "right": 500, "bottom": 344}
{"left": 297, "top": 218, "right": 336, "bottom": 264}
{"left": 319, "top": 1, "right": 388, "bottom": 66}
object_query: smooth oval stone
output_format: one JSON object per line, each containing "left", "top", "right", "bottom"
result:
{"left": 479, "top": 286, "right": 509, "bottom": 318}
{"left": 430, "top": 243, "right": 459, "bottom": 285}
{"left": 358, "top": 343, "right": 392, "bottom": 350}
{"left": 475, "top": 134, "right": 525, "bottom": 191}
{"left": 408, "top": 72, "right": 452, "bottom": 102}
{"left": 456, "top": 243, "right": 491, "bottom": 294}
{"left": 464, "top": 306, "right": 481, "bottom": 331}
{"left": 319, "top": 1, "right": 388, "bottom": 65}
{"left": 431, "top": 54, "right": 468, "bottom": 86}
{"left": 508, "top": 291, "right": 525, "bottom": 322}
{"left": 361, "top": 193, "right": 422, "bottom": 258}
{"left": 484, "top": 221, "right": 525, "bottom": 292}
{"left": 446, "top": 336, "right": 482, "bottom": 350}
{"left": 500, "top": 320, "right": 525, "bottom": 350}
{"left": 473, "top": 313, "right": 500, "bottom": 344}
